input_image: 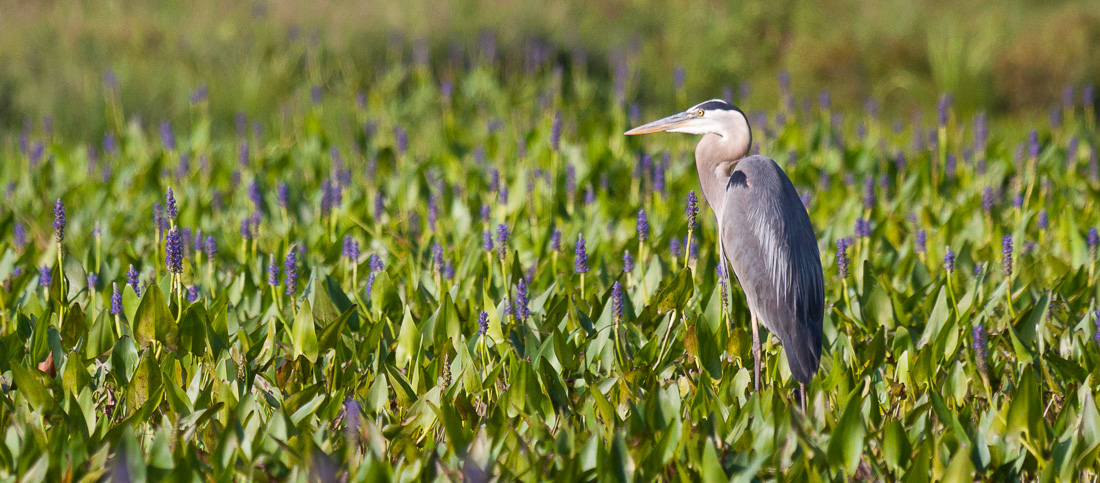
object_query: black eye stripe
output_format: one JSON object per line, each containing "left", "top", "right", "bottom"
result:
{"left": 695, "top": 100, "right": 736, "bottom": 111}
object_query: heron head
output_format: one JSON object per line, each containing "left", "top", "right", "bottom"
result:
{"left": 624, "top": 100, "right": 752, "bottom": 157}
{"left": 624, "top": 99, "right": 751, "bottom": 142}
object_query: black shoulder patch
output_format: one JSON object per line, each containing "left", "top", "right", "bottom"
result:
{"left": 727, "top": 171, "right": 748, "bottom": 190}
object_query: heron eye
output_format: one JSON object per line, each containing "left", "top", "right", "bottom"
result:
{"left": 695, "top": 109, "right": 704, "bottom": 117}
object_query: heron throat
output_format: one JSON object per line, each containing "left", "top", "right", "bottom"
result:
{"left": 694, "top": 132, "right": 750, "bottom": 222}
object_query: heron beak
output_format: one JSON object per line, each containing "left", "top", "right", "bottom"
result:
{"left": 624, "top": 110, "right": 696, "bottom": 135}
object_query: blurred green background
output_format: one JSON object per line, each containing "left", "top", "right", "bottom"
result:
{"left": 2, "top": 0, "right": 1098, "bottom": 139}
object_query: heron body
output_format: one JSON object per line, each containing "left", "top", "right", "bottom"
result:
{"left": 627, "top": 99, "right": 824, "bottom": 407}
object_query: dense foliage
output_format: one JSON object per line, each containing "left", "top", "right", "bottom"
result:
{"left": 2, "top": 9, "right": 1100, "bottom": 481}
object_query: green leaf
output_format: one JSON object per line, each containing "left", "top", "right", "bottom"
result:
{"left": 1007, "top": 366, "right": 1042, "bottom": 440}
{"left": 318, "top": 304, "right": 356, "bottom": 354}
{"left": 859, "top": 263, "right": 895, "bottom": 328}
{"left": 694, "top": 319, "right": 723, "bottom": 379}
{"left": 125, "top": 356, "right": 163, "bottom": 414}
{"left": 62, "top": 355, "right": 91, "bottom": 398}
{"left": 178, "top": 303, "right": 208, "bottom": 358}
{"left": 10, "top": 363, "right": 52, "bottom": 411}
{"left": 827, "top": 390, "right": 865, "bottom": 475}
{"left": 84, "top": 311, "right": 117, "bottom": 358}
{"left": 133, "top": 284, "right": 173, "bottom": 350}
{"left": 882, "top": 418, "right": 911, "bottom": 472}
{"left": 655, "top": 268, "right": 694, "bottom": 314}
{"left": 394, "top": 307, "right": 418, "bottom": 369}
{"left": 434, "top": 294, "right": 461, "bottom": 348}
{"left": 366, "top": 372, "right": 389, "bottom": 414}
{"left": 111, "top": 336, "right": 139, "bottom": 386}
{"left": 290, "top": 301, "right": 319, "bottom": 363}
{"left": 943, "top": 445, "right": 974, "bottom": 481}
{"left": 59, "top": 303, "right": 87, "bottom": 352}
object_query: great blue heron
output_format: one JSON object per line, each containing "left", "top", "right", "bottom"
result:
{"left": 626, "top": 99, "right": 824, "bottom": 410}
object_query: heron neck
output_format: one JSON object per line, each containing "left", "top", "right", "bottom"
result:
{"left": 695, "top": 133, "right": 748, "bottom": 220}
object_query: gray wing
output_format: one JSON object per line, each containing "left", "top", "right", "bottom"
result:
{"left": 720, "top": 156, "right": 824, "bottom": 384}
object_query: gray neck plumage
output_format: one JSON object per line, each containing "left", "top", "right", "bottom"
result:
{"left": 694, "top": 129, "right": 750, "bottom": 222}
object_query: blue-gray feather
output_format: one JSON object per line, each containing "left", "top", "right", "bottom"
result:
{"left": 719, "top": 155, "right": 824, "bottom": 384}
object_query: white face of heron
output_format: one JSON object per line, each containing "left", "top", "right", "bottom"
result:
{"left": 668, "top": 101, "right": 752, "bottom": 140}
{"left": 624, "top": 99, "right": 753, "bottom": 155}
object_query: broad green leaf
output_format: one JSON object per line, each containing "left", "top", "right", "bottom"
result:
{"left": 125, "top": 356, "right": 163, "bottom": 414}
{"left": 62, "top": 355, "right": 91, "bottom": 397}
{"left": 133, "top": 284, "right": 174, "bottom": 350}
{"left": 394, "top": 307, "right": 418, "bottom": 369}
{"left": 290, "top": 300, "right": 319, "bottom": 363}
{"left": 882, "top": 418, "right": 910, "bottom": 471}
{"left": 85, "top": 311, "right": 117, "bottom": 358}
{"left": 111, "top": 336, "right": 139, "bottom": 386}
{"left": 10, "top": 364, "right": 52, "bottom": 410}
{"left": 827, "top": 390, "right": 865, "bottom": 475}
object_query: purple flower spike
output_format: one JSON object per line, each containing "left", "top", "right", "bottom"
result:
{"left": 686, "top": 191, "right": 698, "bottom": 229}
{"left": 165, "top": 187, "right": 178, "bottom": 220}
{"left": 127, "top": 264, "right": 140, "bottom": 296}
{"left": 915, "top": 229, "right": 927, "bottom": 254}
{"left": 240, "top": 219, "right": 252, "bottom": 240}
{"left": 550, "top": 111, "right": 563, "bottom": 152}
{"left": 673, "top": 66, "right": 686, "bottom": 91}
{"left": 482, "top": 230, "right": 494, "bottom": 253}
{"left": 611, "top": 281, "right": 624, "bottom": 321}
{"left": 39, "top": 266, "right": 52, "bottom": 287}
{"left": 1002, "top": 234, "right": 1013, "bottom": 277}
{"left": 637, "top": 209, "right": 649, "bottom": 242}
{"left": 1094, "top": 310, "right": 1100, "bottom": 345}
{"left": 574, "top": 235, "right": 589, "bottom": 274}
{"left": 1038, "top": 210, "right": 1049, "bottom": 230}
{"left": 669, "top": 238, "right": 682, "bottom": 258}
{"left": 186, "top": 285, "right": 199, "bottom": 303}
{"left": 342, "top": 235, "right": 354, "bottom": 259}
{"left": 1028, "top": 130, "right": 1040, "bottom": 159}
{"left": 515, "top": 279, "right": 530, "bottom": 320}
{"left": 937, "top": 94, "right": 951, "bottom": 127}
{"left": 166, "top": 229, "right": 184, "bottom": 274}
{"left": 277, "top": 182, "right": 290, "bottom": 208}
{"left": 160, "top": 121, "right": 175, "bottom": 151}
{"left": 13, "top": 222, "right": 26, "bottom": 249}
{"left": 478, "top": 311, "right": 489, "bottom": 335}
{"left": 374, "top": 192, "right": 385, "bottom": 220}
{"left": 267, "top": 255, "right": 279, "bottom": 287}
{"left": 836, "top": 238, "right": 850, "bottom": 279}
{"left": 394, "top": 125, "right": 408, "bottom": 156}
{"left": 366, "top": 254, "right": 384, "bottom": 297}
{"left": 110, "top": 282, "right": 122, "bottom": 315}
{"left": 944, "top": 246, "right": 956, "bottom": 273}
{"left": 284, "top": 251, "right": 298, "bottom": 296}
{"left": 205, "top": 236, "right": 217, "bottom": 257}
{"left": 863, "top": 177, "right": 876, "bottom": 210}
{"left": 550, "top": 229, "right": 562, "bottom": 252}
{"left": 432, "top": 243, "right": 444, "bottom": 273}
{"left": 1089, "top": 228, "right": 1099, "bottom": 249}
{"left": 981, "top": 186, "right": 995, "bottom": 213}
{"left": 622, "top": 251, "right": 634, "bottom": 272}
{"left": 973, "top": 322, "right": 989, "bottom": 374}
{"left": 496, "top": 224, "right": 509, "bottom": 260}
{"left": 53, "top": 199, "right": 66, "bottom": 243}
{"left": 248, "top": 180, "right": 262, "bottom": 211}
{"left": 855, "top": 218, "right": 872, "bottom": 238}
{"left": 480, "top": 203, "right": 491, "bottom": 224}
